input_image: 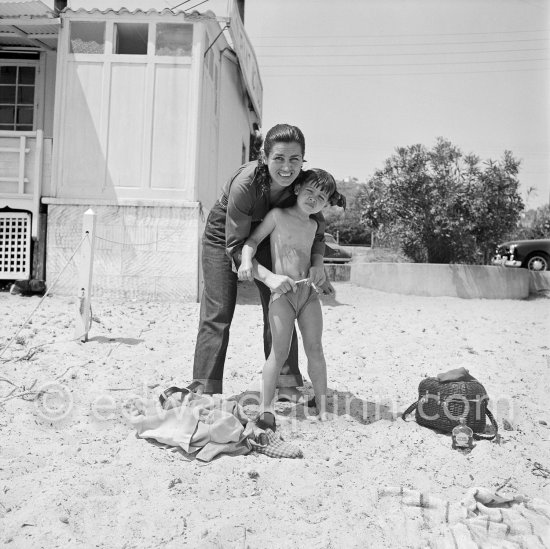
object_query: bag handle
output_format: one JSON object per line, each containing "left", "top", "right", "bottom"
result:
{"left": 401, "top": 400, "right": 418, "bottom": 421}
{"left": 473, "top": 407, "right": 498, "bottom": 441}
{"left": 401, "top": 401, "right": 498, "bottom": 441}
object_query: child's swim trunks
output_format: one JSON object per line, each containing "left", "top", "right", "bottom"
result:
{"left": 270, "top": 281, "right": 320, "bottom": 318}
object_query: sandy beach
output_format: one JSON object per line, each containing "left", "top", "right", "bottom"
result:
{"left": 1, "top": 281, "right": 549, "bottom": 548}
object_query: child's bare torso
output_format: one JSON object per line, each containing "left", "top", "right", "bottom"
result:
{"left": 269, "top": 208, "right": 317, "bottom": 280}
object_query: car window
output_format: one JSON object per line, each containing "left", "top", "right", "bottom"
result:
{"left": 324, "top": 233, "right": 336, "bottom": 243}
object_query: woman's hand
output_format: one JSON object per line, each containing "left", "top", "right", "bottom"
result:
{"left": 308, "top": 265, "right": 326, "bottom": 287}
{"left": 265, "top": 273, "right": 297, "bottom": 294}
{"left": 317, "top": 279, "right": 335, "bottom": 296}
{"left": 238, "top": 260, "right": 254, "bottom": 282}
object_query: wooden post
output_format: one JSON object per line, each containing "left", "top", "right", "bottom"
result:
{"left": 32, "top": 129, "right": 44, "bottom": 239}
{"left": 18, "top": 135, "right": 26, "bottom": 195}
{"left": 75, "top": 209, "right": 96, "bottom": 342}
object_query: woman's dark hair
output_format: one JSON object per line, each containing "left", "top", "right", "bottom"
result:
{"left": 256, "top": 124, "right": 306, "bottom": 191}
{"left": 263, "top": 124, "right": 305, "bottom": 158}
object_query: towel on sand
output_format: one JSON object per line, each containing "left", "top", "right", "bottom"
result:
{"left": 376, "top": 486, "right": 550, "bottom": 548}
{"left": 130, "top": 394, "right": 251, "bottom": 462}
{"left": 130, "top": 394, "right": 303, "bottom": 461}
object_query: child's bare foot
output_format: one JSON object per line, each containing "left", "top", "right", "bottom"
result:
{"left": 305, "top": 410, "right": 332, "bottom": 422}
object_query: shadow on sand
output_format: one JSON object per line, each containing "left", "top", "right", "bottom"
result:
{"left": 230, "top": 386, "right": 396, "bottom": 426}
{"left": 87, "top": 335, "right": 143, "bottom": 345}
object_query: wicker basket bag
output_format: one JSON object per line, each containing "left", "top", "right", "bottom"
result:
{"left": 402, "top": 376, "right": 498, "bottom": 440}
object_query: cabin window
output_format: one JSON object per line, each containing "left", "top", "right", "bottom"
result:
{"left": 156, "top": 24, "right": 193, "bottom": 56}
{"left": 114, "top": 23, "right": 148, "bottom": 55}
{"left": 70, "top": 21, "right": 105, "bottom": 54}
{"left": 0, "top": 65, "right": 36, "bottom": 131}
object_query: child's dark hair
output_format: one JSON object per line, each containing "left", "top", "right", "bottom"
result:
{"left": 255, "top": 124, "right": 306, "bottom": 191}
{"left": 301, "top": 168, "right": 347, "bottom": 209}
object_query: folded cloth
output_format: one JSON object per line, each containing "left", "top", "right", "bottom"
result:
{"left": 131, "top": 394, "right": 305, "bottom": 461}
{"left": 130, "top": 393, "right": 252, "bottom": 462}
{"left": 436, "top": 366, "right": 476, "bottom": 383}
{"left": 250, "top": 429, "right": 303, "bottom": 459}
{"left": 376, "top": 486, "right": 550, "bottom": 548}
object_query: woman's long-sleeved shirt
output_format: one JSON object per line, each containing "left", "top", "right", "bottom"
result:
{"left": 212, "top": 161, "right": 326, "bottom": 262}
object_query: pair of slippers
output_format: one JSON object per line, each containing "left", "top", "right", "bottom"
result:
{"left": 252, "top": 412, "right": 303, "bottom": 459}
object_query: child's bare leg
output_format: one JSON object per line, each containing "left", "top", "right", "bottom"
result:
{"left": 260, "top": 297, "right": 296, "bottom": 415}
{"left": 297, "top": 299, "right": 329, "bottom": 420}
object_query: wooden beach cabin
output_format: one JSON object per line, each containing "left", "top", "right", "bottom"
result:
{"left": 0, "top": 0, "right": 262, "bottom": 300}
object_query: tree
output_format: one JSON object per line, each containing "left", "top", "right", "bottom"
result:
{"left": 358, "top": 138, "right": 524, "bottom": 264}
{"left": 515, "top": 204, "right": 550, "bottom": 240}
{"left": 324, "top": 180, "right": 371, "bottom": 244}
{"left": 324, "top": 205, "right": 371, "bottom": 245}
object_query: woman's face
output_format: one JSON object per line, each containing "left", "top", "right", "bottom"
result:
{"left": 265, "top": 142, "right": 304, "bottom": 188}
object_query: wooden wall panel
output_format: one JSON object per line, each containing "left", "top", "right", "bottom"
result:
{"left": 59, "top": 62, "right": 105, "bottom": 195}
{"left": 150, "top": 64, "right": 190, "bottom": 191}
{"left": 107, "top": 63, "right": 147, "bottom": 188}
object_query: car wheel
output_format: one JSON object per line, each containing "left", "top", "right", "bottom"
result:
{"left": 524, "top": 252, "right": 550, "bottom": 271}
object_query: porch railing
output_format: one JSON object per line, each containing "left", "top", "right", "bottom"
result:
{"left": 0, "top": 130, "right": 45, "bottom": 238}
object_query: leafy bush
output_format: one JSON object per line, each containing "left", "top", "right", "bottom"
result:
{"left": 358, "top": 138, "right": 524, "bottom": 264}
{"left": 324, "top": 206, "right": 372, "bottom": 245}
{"left": 514, "top": 205, "right": 550, "bottom": 240}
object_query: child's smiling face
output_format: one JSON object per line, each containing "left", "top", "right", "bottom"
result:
{"left": 295, "top": 182, "right": 330, "bottom": 214}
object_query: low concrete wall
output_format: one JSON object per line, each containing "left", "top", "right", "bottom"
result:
{"left": 323, "top": 245, "right": 369, "bottom": 281}
{"left": 350, "top": 262, "right": 530, "bottom": 299}
{"left": 324, "top": 263, "right": 351, "bottom": 282}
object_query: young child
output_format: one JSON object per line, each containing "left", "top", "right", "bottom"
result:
{"left": 238, "top": 169, "right": 345, "bottom": 428}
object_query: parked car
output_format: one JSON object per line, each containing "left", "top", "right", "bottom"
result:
{"left": 323, "top": 233, "right": 352, "bottom": 264}
{"left": 492, "top": 239, "right": 550, "bottom": 271}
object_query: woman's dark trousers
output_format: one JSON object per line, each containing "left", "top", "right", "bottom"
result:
{"left": 192, "top": 236, "right": 301, "bottom": 394}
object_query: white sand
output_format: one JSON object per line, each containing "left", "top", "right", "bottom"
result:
{"left": 1, "top": 281, "right": 549, "bottom": 548}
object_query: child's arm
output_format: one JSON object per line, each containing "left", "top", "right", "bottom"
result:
{"left": 238, "top": 211, "right": 298, "bottom": 295}
{"left": 238, "top": 211, "right": 277, "bottom": 282}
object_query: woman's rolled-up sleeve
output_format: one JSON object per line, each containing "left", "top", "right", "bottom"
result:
{"left": 225, "top": 171, "right": 257, "bottom": 264}
{"left": 311, "top": 211, "right": 326, "bottom": 257}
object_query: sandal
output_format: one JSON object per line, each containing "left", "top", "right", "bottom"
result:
{"left": 253, "top": 429, "right": 303, "bottom": 459}
{"left": 255, "top": 411, "right": 277, "bottom": 432}
{"left": 159, "top": 386, "right": 189, "bottom": 409}
{"left": 159, "top": 381, "right": 205, "bottom": 409}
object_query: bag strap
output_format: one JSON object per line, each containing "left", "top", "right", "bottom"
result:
{"left": 401, "top": 401, "right": 418, "bottom": 421}
{"left": 401, "top": 401, "right": 498, "bottom": 441}
{"left": 473, "top": 407, "right": 498, "bottom": 441}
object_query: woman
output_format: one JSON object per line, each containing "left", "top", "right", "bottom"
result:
{"left": 189, "top": 124, "right": 331, "bottom": 396}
